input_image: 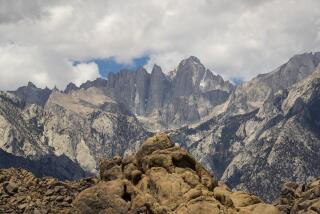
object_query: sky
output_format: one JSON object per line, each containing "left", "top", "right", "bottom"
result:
{"left": 81, "top": 56, "right": 150, "bottom": 77}
{"left": 0, "top": 0, "right": 320, "bottom": 90}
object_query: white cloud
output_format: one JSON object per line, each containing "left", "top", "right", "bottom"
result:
{"left": 72, "top": 62, "right": 99, "bottom": 87}
{"left": 0, "top": 0, "right": 320, "bottom": 89}
{"left": 0, "top": 44, "right": 99, "bottom": 90}
{"left": 145, "top": 52, "right": 187, "bottom": 73}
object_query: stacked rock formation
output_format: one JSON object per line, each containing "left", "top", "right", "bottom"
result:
{"left": 1, "top": 133, "right": 319, "bottom": 213}
{"left": 0, "top": 168, "right": 97, "bottom": 213}
{"left": 275, "top": 180, "right": 320, "bottom": 213}
{"left": 72, "top": 133, "right": 281, "bottom": 213}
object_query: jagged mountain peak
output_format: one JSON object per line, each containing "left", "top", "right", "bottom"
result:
{"left": 173, "top": 56, "right": 234, "bottom": 96}
{"left": 183, "top": 55, "right": 202, "bottom": 64}
{"left": 178, "top": 55, "right": 205, "bottom": 71}
{"left": 171, "top": 55, "right": 320, "bottom": 202}
{"left": 1, "top": 51, "right": 320, "bottom": 207}
{"left": 9, "top": 82, "right": 52, "bottom": 106}
{"left": 136, "top": 66, "right": 148, "bottom": 74}
{"left": 151, "top": 64, "right": 163, "bottom": 74}
{"left": 264, "top": 52, "right": 320, "bottom": 81}
{"left": 64, "top": 82, "right": 78, "bottom": 93}
{"left": 79, "top": 77, "right": 107, "bottom": 90}
{"left": 174, "top": 56, "right": 207, "bottom": 94}
{"left": 288, "top": 51, "right": 320, "bottom": 64}
{"left": 150, "top": 65, "right": 167, "bottom": 81}
{"left": 282, "top": 65, "right": 320, "bottom": 115}
{"left": 226, "top": 52, "right": 320, "bottom": 115}
{"left": 27, "top": 81, "right": 37, "bottom": 88}
{"left": 52, "top": 86, "right": 60, "bottom": 92}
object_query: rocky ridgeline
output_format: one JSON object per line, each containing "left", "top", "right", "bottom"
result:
{"left": 0, "top": 133, "right": 319, "bottom": 213}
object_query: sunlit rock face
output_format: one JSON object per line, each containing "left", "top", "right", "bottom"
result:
{"left": 97, "top": 56, "right": 234, "bottom": 130}
{"left": 170, "top": 53, "right": 320, "bottom": 202}
{"left": 0, "top": 87, "right": 150, "bottom": 176}
{"left": 76, "top": 133, "right": 280, "bottom": 214}
{"left": 0, "top": 53, "right": 319, "bottom": 203}
{"left": 225, "top": 52, "right": 320, "bottom": 115}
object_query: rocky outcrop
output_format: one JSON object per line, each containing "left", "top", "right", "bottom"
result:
{"left": 72, "top": 133, "right": 280, "bottom": 214}
{"left": 0, "top": 168, "right": 97, "bottom": 213}
{"left": 1, "top": 52, "right": 319, "bottom": 205}
{"left": 0, "top": 91, "right": 50, "bottom": 158}
{"left": 170, "top": 63, "right": 320, "bottom": 202}
{"left": 225, "top": 52, "right": 320, "bottom": 115}
{"left": 1, "top": 133, "right": 319, "bottom": 213}
{"left": 79, "top": 56, "right": 234, "bottom": 130}
{"left": 9, "top": 82, "right": 52, "bottom": 106}
{"left": 1, "top": 56, "right": 233, "bottom": 178}
{"left": 44, "top": 87, "right": 150, "bottom": 173}
{"left": 275, "top": 180, "right": 320, "bottom": 213}
{"left": 0, "top": 87, "right": 150, "bottom": 176}
{"left": 64, "top": 82, "right": 78, "bottom": 93}
{"left": 145, "top": 65, "right": 171, "bottom": 113}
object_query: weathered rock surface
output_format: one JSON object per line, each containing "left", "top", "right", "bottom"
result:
{"left": 0, "top": 87, "right": 150, "bottom": 177}
{"left": 275, "top": 179, "right": 320, "bottom": 214}
{"left": 225, "top": 52, "right": 320, "bottom": 115}
{"left": 9, "top": 81, "right": 52, "bottom": 106}
{"left": 72, "top": 133, "right": 281, "bottom": 214}
{"left": 44, "top": 87, "right": 150, "bottom": 174}
{"left": 170, "top": 56, "right": 320, "bottom": 202}
{"left": 0, "top": 56, "right": 232, "bottom": 177}
{"left": 1, "top": 133, "right": 319, "bottom": 213}
{"left": 1, "top": 52, "right": 320, "bottom": 205}
{"left": 0, "top": 168, "right": 97, "bottom": 213}
{"left": 82, "top": 56, "right": 234, "bottom": 130}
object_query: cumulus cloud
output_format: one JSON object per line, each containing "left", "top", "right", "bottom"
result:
{"left": 0, "top": 44, "right": 99, "bottom": 90}
{"left": 0, "top": 0, "right": 319, "bottom": 89}
{"left": 72, "top": 62, "right": 99, "bottom": 87}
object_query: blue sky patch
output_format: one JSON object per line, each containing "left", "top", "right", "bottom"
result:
{"left": 75, "top": 56, "right": 150, "bottom": 77}
{"left": 231, "top": 77, "right": 243, "bottom": 85}
{"left": 73, "top": 56, "right": 149, "bottom": 77}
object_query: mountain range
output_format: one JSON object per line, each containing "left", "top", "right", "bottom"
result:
{"left": 0, "top": 52, "right": 320, "bottom": 202}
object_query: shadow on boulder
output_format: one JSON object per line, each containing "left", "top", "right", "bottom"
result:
{"left": 0, "top": 148, "right": 88, "bottom": 180}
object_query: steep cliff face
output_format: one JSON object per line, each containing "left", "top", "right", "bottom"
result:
{"left": 0, "top": 91, "right": 49, "bottom": 158}
{"left": 173, "top": 56, "right": 233, "bottom": 96}
{"left": 9, "top": 82, "right": 52, "bottom": 106}
{"left": 0, "top": 53, "right": 319, "bottom": 204}
{"left": 154, "top": 56, "right": 233, "bottom": 129}
{"left": 146, "top": 65, "right": 171, "bottom": 113}
{"left": 226, "top": 52, "right": 320, "bottom": 115}
{"left": 170, "top": 65, "right": 320, "bottom": 202}
{"left": 0, "top": 87, "right": 150, "bottom": 176}
{"left": 78, "top": 56, "right": 234, "bottom": 130}
{"left": 0, "top": 92, "right": 87, "bottom": 180}
{"left": 44, "top": 87, "right": 150, "bottom": 173}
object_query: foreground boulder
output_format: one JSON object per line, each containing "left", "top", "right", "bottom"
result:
{"left": 1, "top": 133, "right": 318, "bottom": 213}
{"left": 275, "top": 180, "right": 320, "bottom": 213}
{"left": 73, "top": 133, "right": 281, "bottom": 214}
